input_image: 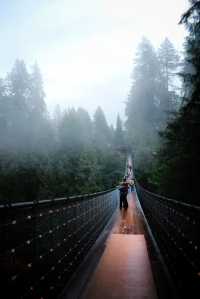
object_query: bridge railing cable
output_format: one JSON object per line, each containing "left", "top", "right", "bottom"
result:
{"left": 0, "top": 188, "right": 118, "bottom": 299}
{"left": 136, "top": 183, "right": 200, "bottom": 298}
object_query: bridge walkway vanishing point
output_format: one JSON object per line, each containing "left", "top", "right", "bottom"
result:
{"left": 1, "top": 153, "right": 199, "bottom": 299}
{"left": 64, "top": 192, "right": 158, "bottom": 299}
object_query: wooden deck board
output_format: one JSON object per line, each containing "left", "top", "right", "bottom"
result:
{"left": 81, "top": 193, "right": 158, "bottom": 299}
{"left": 112, "top": 193, "right": 144, "bottom": 235}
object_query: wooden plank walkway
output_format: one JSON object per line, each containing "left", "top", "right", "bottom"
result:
{"left": 112, "top": 193, "right": 144, "bottom": 235}
{"left": 81, "top": 192, "right": 158, "bottom": 299}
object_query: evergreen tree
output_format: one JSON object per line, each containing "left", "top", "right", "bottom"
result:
{"left": 0, "top": 61, "right": 125, "bottom": 202}
{"left": 59, "top": 107, "right": 93, "bottom": 153}
{"left": 29, "top": 63, "right": 46, "bottom": 116}
{"left": 0, "top": 78, "right": 8, "bottom": 145}
{"left": 154, "top": 0, "right": 200, "bottom": 205}
{"left": 59, "top": 108, "right": 82, "bottom": 152}
{"left": 77, "top": 108, "right": 93, "bottom": 147}
{"left": 1, "top": 60, "right": 50, "bottom": 152}
{"left": 53, "top": 104, "right": 63, "bottom": 146}
{"left": 76, "top": 150, "right": 101, "bottom": 193}
{"left": 8, "top": 59, "right": 30, "bottom": 100}
{"left": 126, "top": 38, "right": 160, "bottom": 170}
{"left": 29, "top": 63, "right": 53, "bottom": 152}
{"left": 93, "top": 107, "right": 111, "bottom": 150}
{"left": 6, "top": 60, "right": 31, "bottom": 150}
{"left": 158, "top": 38, "right": 180, "bottom": 123}
{"left": 158, "top": 38, "right": 179, "bottom": 91}
{"left": 113, "top": 114, "right": 125, "bottom": 150}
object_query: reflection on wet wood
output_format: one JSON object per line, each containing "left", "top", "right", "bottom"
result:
{"left": 82, "top": 192, "right": 158, "bottom": 299}
{"left": 112, "top": 192, "right": 144, "bottom": 234}
{"left": 82, "top": 234, "right": 158, "bottom": 299}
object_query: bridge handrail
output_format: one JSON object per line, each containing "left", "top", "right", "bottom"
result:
{"left": 136, "top": 182, "right": 200, "bottom": 299}
{"left": 0, "top": 187, "right": 118, "bottom": 298}
{"left": 137, "top": 183, "right": 200, "bottom": 211}
{"left": 0, "top": 187, "right": 116, "bottom": 209}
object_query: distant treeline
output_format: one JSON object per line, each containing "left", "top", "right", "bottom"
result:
{"left": 126, "top": 0, "right": 200, "bottom": 206}
{"left": 0, "top": 61, "right": 126, "bottom": 203}
{"left": 1, "top": 1, "right": 199, "bottom": 206}
{"left": 126, "top": 37, "right": 181, "bottom": 171}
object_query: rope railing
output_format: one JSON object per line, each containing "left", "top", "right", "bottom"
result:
{"left": 136, "top": 183, "right": 200, "bottom": 299}
{"left": 0, "top": 188, "right": 118, "bottom": 299}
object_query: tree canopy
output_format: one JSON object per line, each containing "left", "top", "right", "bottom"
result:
{"left": 0, "top": 60, "right": 126, "bottom": 203}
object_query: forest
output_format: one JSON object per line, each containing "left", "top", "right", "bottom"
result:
{"left": 0, "top": 62, "right": 126, "bottom": 203}
{"left": 126, "top": 0, "right": 200, "bottom": 206}
{"left": 0, "top": 0, "right": 199, "bottom": 206}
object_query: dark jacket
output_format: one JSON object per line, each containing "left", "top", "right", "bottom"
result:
{"left": 119, "top": 182, "right": 129, "bottom": 194}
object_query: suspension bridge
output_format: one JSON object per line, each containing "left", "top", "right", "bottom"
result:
{"left": 0, "top": 157, "right": 199, "bottom": 299}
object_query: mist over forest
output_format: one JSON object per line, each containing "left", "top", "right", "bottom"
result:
{"left": 0, "top": 60, "right": 126, "bottom": 202}
{"left": 0, "top": 0, "right": 200, "bottom": 207}
{"left": 1, "top": 3, "right": 200, "bottom": 299}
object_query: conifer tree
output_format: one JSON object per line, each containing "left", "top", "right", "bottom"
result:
{"left": 155, "top": 0, "right": 200, "bottom": 205}
{"left": 113, "top": 114, "right": 125, "bottom": 150}
{"left": 93, "top": 107, "right": 111, "bottom": 150}
{"left": 158, "top": 38, "right": 180, "bottom": 123}
{"left": 126, "top": 38, "right": 160, "bottom": 169}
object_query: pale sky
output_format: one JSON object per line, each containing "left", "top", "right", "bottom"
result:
{"left": 0, "top": 0, "right": 189, "bottom": 124}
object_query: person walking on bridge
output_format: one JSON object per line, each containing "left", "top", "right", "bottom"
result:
{"left": 127, "top": 164, "right": 132, "bottom": 178}
{"left": 118, "top": 177, "right": 129, "bottom": 209}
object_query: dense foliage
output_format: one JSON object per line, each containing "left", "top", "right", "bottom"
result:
{"left": 152, "top": 0, "right": 200, "bottom": 205}
{"left": 126, "top": 1, "right": 200, "bottom": 206}
{"left": 2, "top": 1, "right": 199, "bottom": 206}
{"left": 0, "top": 61, "right": 126, "bottom": 203}
{"left": 125, "top": 38, "right": 180, "bottom": 177}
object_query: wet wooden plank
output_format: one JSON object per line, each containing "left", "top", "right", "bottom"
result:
{"left": 112, "top": 192, "right": 144, "bottom": 234}
{"left": 82, "top": 234, "right": 158, "bottom": 299}
{"left": 81, "top": 192, "right": 158, "bottom": 299}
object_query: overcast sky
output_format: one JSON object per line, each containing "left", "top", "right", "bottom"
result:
{"left": 0, "top": 0, "right": 189, "bottom": 124}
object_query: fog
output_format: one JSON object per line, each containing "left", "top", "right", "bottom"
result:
{"left": 1, "top": 5, "right": 200, "bottom": 299}
{"left": 0, "top": 0, "right": 194, "bottom": 203}
{"left": 0, "top": 0, "right": 188, "bottom": 124}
